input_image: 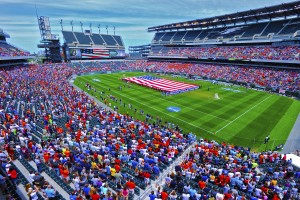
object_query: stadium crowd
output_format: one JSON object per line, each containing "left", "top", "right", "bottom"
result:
{"left": 0, "top": 63, "right": 194, "bottom": 199}
{"left": 0, "top": 61, "right": 299, "bottom": 200}
{"left": 0, "top": 43, "right": 30, "bottom": 57}
{"left": 67, "top": 60, "right": 300, "bottom": 92}
{"left": 146, "top": 62, "right": 300, "bottom": 92}
{"left": 150, "top": 46, "right": 300, "bottom": 61}
{"left": 155, "top": 140, "right": 300, "bottom": 200}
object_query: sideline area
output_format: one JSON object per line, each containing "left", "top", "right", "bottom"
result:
{"left": 282, "top": 114, "right": 300, "bottom": 154}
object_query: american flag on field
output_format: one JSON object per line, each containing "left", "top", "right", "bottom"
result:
{"left": 81, "top": 48, "right": 110, "bottom": 59}
{"left": 123, "top": 76, "right": 199, "bottom": 94}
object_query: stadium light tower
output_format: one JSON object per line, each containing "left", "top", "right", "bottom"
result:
{"left": 106, "top": 25, "right": 108, "bottom": 34}
{"left": 70, "top": 20, "right": 73, "bottom": 31}
{"left": 90, "top": 23, "right": 92, "bottom": 33}
{"left": 80, "top": 21, "right": 83, "bottom": 32}
{"left": 98, "top": 24, "right": 101, "bottom": 34}
{"left": 113, "top": 26, "right": 115, "bottom": 35}
{"left": 59, "top": 19, "right": 63, "bottom": 31}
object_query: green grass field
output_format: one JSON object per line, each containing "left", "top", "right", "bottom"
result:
{"left": 74, "top": 72, "right": 300, "bottom": 151}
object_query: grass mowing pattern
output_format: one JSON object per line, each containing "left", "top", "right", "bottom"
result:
{"left": 74, "top": 72, "right": 300, "bottom": 151}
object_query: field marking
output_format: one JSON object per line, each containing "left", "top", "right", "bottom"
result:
{"left": 97, "top": 75, "right": 231, "bottom": 123}
{"left": 79, "top": 76, "right": 215, "bottom": 134}
{"left": 155, "top": 96, "right": 232, "bottom": 123}
{"left": 116, "top": 91, "right": 215, "bottom": 134}
{"left": 215, "top": 95, "right": 272, "bottom": 134}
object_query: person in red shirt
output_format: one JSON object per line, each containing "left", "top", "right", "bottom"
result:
{"left": 115, "top": 164, "right": 121, "bottom": 172}
{"left": 161, "top": 190, "right": 168, "bottom": 200}
{"left": 224, "top": 191, "right": 232, "bottom": 200}
{"left": 126, "top": 179, "right": 136, "bottom": 193}
{"left": 8, "top": 167, "right": 18, "bottom": 185}
{"left": 198, "top": 180, "right": 206, "bottom": 189}
{"left": 43, "top": 152, "right": 50, "bottom": 163}
{"left": 90, "top": 190, "right": 100, "bottom": 200}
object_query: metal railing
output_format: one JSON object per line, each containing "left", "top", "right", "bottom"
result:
{"left": 137, "top": 141, "right": 196, "bottom": 200}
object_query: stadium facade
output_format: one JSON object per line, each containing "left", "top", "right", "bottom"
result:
{"left": 143, "top": 1, "right": 300, "bottom": 67}
{"left": 0, "top": 28, "right": 33, "bottom": 66}
{"left": 62, "top": 30, "right": 125, "bottom": 61}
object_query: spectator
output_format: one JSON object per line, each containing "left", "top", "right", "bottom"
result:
{"left": 0, "top": 173, "right": 7, "bottom": 194}
{"left": 44, "top": 185, "right": 56, "bottom": 200}
{"left": 7, "top": 166, "right": 17, "bottom": 186}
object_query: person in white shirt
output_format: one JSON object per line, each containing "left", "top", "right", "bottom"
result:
{"left": 182, "top": 192, "right": 190, "bottom": 200}
{"left": 216, "top": 192, "right": 224, "bottom": 200}
{"left": 28, "top": 187, "right": 39, "bottom": 200}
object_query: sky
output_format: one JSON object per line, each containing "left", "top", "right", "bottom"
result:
{"left": 0, "top": 0, "right": 296, "bottom": 53}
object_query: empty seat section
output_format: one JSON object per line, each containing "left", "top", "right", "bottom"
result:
{"left": 280, "top": 18, "right": 300, "bottom": 35}
{"left": 74, "top": 32, "right": 92, "bottom": 44}
{"left": 151, "top": 46, "right": 163, "bottom": 54}
{"left": 90, "top": 34, "right": 105, "bottom": 45}
{"left": 205, "top": 27, "right": 227, "bottom": 39}
{"left": 62, "top": 31, "right": 77, "bottom": 43}
{"left": 242, "top": 22, "right": 268, "bottom": 37}
{"left": 172, "top": 31, "right": 187, "bottom": 41}
{"left": 101, "top": 35, "right": 117, "bottom": 45}
{"left": 221, "top": 26, "right": 248, "bottom": 38}
{"left": 195, "top": 29, "right": 210, "bottom": 40}
{"left": 160, "top": 32, "right": 176, "bottom": 41}
{"left": 153, "top": 32, "right": 165, "bottom": 41}
{"left": 261, "top": 20, "right": 286, "bottom": 36}
{"left": 113, "top": 36, "right": 124, "bottom": 46}
{"left": 183, "top": 30, "right": 201, "bottom": 41}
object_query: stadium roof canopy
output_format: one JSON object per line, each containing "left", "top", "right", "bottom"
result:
{"left": 0, "top": 28, "right": 10, "bottom": 38}
{"left": 148, "top": 1, "right": 300, "bottom": 32}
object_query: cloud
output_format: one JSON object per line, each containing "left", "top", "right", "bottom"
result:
{"left": 0, "top": 0, "right": 296, "bottom": 52}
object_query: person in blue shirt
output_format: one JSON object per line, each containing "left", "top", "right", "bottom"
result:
{"left": 44, "top": 185, "right": 56, "bottom": 200}
{"left": 100, "top": 183, "right": 108, "bottom": 195}
{"left": 82, "top": 184, "right": 91, "bottom": 199}
{"left": 149, "top": 191, "right": 156, "bottom": 200}
{"left": 69, "top": 191, "right": 77, "bottom": 200}
{"left": 153, "top": 165, "right": 160, "bottom": 175}
{"left": 189, "top": 188, "right": 197, "bottom": 197}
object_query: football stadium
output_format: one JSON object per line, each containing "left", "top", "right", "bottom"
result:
{"left": 0, "top": 1, "right": 300, "bottom": 199}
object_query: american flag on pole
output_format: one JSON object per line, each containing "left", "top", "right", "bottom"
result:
{"left": 123, "top": 76, "right": 199, "bottom": 95}
{"left": 81, "top": 48, "right": 110, "bottom": 59}
{"left": 279, "top": 88, "right": 286, "bottom": 94}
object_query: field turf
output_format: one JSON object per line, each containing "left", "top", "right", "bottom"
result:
{"left": 74, "top": 72, "right": 300, "bottom": 151}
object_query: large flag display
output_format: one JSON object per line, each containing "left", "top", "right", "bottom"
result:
{"left": 81, "top": 48, "right": 110, "bottom": 59}
{"left": 123, "top": 76, "right": 199, "bottom": 95}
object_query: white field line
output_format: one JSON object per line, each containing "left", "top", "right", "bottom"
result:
{"left": 215, "top": 95, "right": 272, "bottom": 134}
{"left": 158, "top": 98, "right": 231, "bottom": 123}
{"left": 116, "top": 91, "right": 215, "bottom": 134}
{"left": 98, "top": 76, "right": 231, "bottom": 123}
{"left": 79, "top": 78, "right": 215, "bottom": 135}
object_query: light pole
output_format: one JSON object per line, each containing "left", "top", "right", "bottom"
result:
{"left": 60, "top": 19, "right": 63, "bottom": 31}
{"left": 80, "top": 21, "right": 83, "bottom": 32}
